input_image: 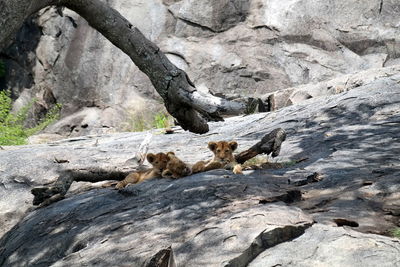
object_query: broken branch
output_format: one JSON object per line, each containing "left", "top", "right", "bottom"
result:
{"left": 235, "top": 128, "right": 286, "bottom": 164}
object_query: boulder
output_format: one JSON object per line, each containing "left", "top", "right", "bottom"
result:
{"left": 0, "top": 174, "right": 313, "bottom": 266}
{"left": 265, "top": 64, "right": 400, "bottom": 110}
{"left": 249, "top": 224, "right": 400, "bottom": 267}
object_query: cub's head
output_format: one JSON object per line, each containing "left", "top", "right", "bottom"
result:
{"left": 208, "top": 141, "right": 238, "bottom": 164}
{"left": 162, "top": 152, "right": 192, "bottom": 179}
{"left": 146, "top": 152, "right": 169, "bottom": 174}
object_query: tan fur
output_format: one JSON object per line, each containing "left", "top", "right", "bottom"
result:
{"left": 115, "top": 152, "right": 169, "bottom": 189}
{"left": 161, "top": 152, "right": 192, "bottom": 179}
{"left": 192, "top": 141, "right": 243, "bottom": 174}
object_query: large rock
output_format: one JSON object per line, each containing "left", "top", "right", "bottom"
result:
{"left": 247, "top": 0, "right": 400, "bottom": 57}
{"left": 0, "top": 174, "right": 313, "bottom": 266}
{"left": 2, "top": 0, "right": 400, "bottom": 136}
{"left": 249, "top": 224, "right": 400, "bottom": 267}
{"left": 265, "top": 64, "right": 400, "bottom": 110}
{"left": 1, "top": 66, "right": 400, "bottom": 265}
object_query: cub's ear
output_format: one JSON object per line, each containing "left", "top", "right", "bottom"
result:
{"left": 146, "top": 153, "right": 155, "bottom": 163}
{"left": 228, "top": 141, "right": 238, "bottom": 151}
{"left": 208, "top": 142, "right": 217, "bottom": 151}
{"left": 166, "top": 151, "right": 175, "bottom": 159}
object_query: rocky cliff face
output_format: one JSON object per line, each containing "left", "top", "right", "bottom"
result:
{"left": 1, "top": 0, "right": 400, "bottom": 137}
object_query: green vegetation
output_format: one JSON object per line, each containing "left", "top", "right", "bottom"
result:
{"left": 153, "top": 112, "right": 171, "bottom": 129}
{"left": 390, "top": 228, "right": 400, "bottom": 239}
{"left": 242, "top": 156, "right": 267, "bottom": 168}
{"left": 0, "top": 90, "right": 61, "bottom": 146}
{"left": 242, "top": 156, "right": 303, "bottom": 169}
{"left": 124, "top": 111, "right": 173, "bottom": 132}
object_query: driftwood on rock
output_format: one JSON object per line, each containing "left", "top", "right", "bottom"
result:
{"left": 0, "top": 0, "right": 260, "bottom": 134}
{"left": 31, "top": 168, "right": 132, "bottom": 207}
{"left": 235, "top": 128, "right": 286, "bottom": 164}
{"left": 31, "top": 128, "right": 287, "bottom": 206}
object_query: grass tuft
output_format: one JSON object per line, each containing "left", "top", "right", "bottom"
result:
{"left": 390, "top": 228, "right": 400, "bottom": 239}
{"left": 124, "top": 110, "right": 173, "bottom": 132}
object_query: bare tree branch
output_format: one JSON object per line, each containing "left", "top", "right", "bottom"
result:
{"left": 0, "top": 0, "right": 258, "bottom": 134}
{"left": 31, "top": 167, "right": 133, "bottom": 206}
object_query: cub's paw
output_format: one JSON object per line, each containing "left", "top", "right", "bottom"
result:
{"left": 233, "top": 164, "right": 243, "bottom": 175}
{"left": 205, "top": 161, "right": 224, "bottom": 171}
{"left": 162, "top": 169, "right": 174, "bottom": 179}
{"left": 192, "top": 161, "right": 206, "bottom": 173}
{"left": 115, "top": 182, "right": 125, "bottom": 189}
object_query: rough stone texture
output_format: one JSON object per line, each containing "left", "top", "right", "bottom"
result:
{"left": 265, "top": 64, "right": 400, "bottom": 110}
{"left": 2, "top": 0, "right": 400, "bottom": 135}
{"left": 249, "top": 224, "right": 400, "bottom": 267}
{"left": 1, "top": 65, "right": 400, "bottom": 265}
{"left": 0, "top": 16, "right": 41, "bottom": 96}
{"left": 0, "top": 177, "right": 312, "bottom": 266}
{"left": 169, "top": 0, "right": 250, "bottom": 33}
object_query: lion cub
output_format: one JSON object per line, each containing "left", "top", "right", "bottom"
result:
{"left": 192, "top": 141, "right": 243, "bottom": 174}
{"left": 116, "top": 152, "right": 191, "bottom": 189}
{"left": 116, "top": 152, "right": 169, "bottom": 189}
{"left": 162, "top": 152, "right": 192, "bottom": 179}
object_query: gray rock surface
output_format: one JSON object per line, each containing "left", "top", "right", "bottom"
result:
{"left": 169, "top": 0, "right": 249, "bottom": 33}
{"left": 0, "top": 175, "right": 312, "bottom": 266}
{"left": 265, "top": 65, "right": 400, "bottom": 110}
{"left": 249, "top": 224, "right": 400, "bottom": 267}
{"left": 1, "top": 65, "right": 400, "bottom": 265}
{"left": 2, "top": 0, "right": 400, "bottom": 136}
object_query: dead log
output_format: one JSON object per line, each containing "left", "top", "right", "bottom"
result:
{"left": 235, "top": 128, "right": 286, "bottom": 164}
{"left": 31, "top": 168, "right": 132, "bottom": 206}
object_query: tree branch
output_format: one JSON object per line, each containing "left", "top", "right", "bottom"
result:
{"left": 31, "top": 167, "right": 133, "bottom": 206}
{"left": 0, "top": 0, "right": 260, "bottom": 134}
{"left": 235, "top": 128, "right": 286, "bottom": 164}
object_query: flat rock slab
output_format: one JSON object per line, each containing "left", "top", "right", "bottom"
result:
{"left": 249, "top": 224, "right": 400, "bottom": 267}
{"left": 0, "top": 173, "right": 312, "bottom": 266}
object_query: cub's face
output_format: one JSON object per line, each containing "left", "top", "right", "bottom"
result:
{"left": 162, "top": 152, "right": 192, "bottom": 179}
{"left": 146, "top": 152, "right": 169, "bottom": 173}
{"left": 208, "top": 141, "right": 238, "bottom": 164}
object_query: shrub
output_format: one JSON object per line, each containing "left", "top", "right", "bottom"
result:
{"left": 124, "top": 111, "right": 173, "bottom": 132}
{"left": 390, "top": 228, "right": 400, "bottom": 239}
{"left": 153, "top": 112, "right": 171, "bottom": 129}
{"left": 0, "top": 90, "right": 61, "bottom": 145}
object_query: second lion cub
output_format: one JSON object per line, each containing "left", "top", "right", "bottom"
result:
{"left": 192, "top": 141, "right": 243, "bottom": 174}
{"left": 116, "top": 152, "right": 191, "bottom": 189}
{"left": 116, "top": 152, "right": 169, "bottom": 189}
{"left": 162, "top": 152, "right": 192, "bottom": 179}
